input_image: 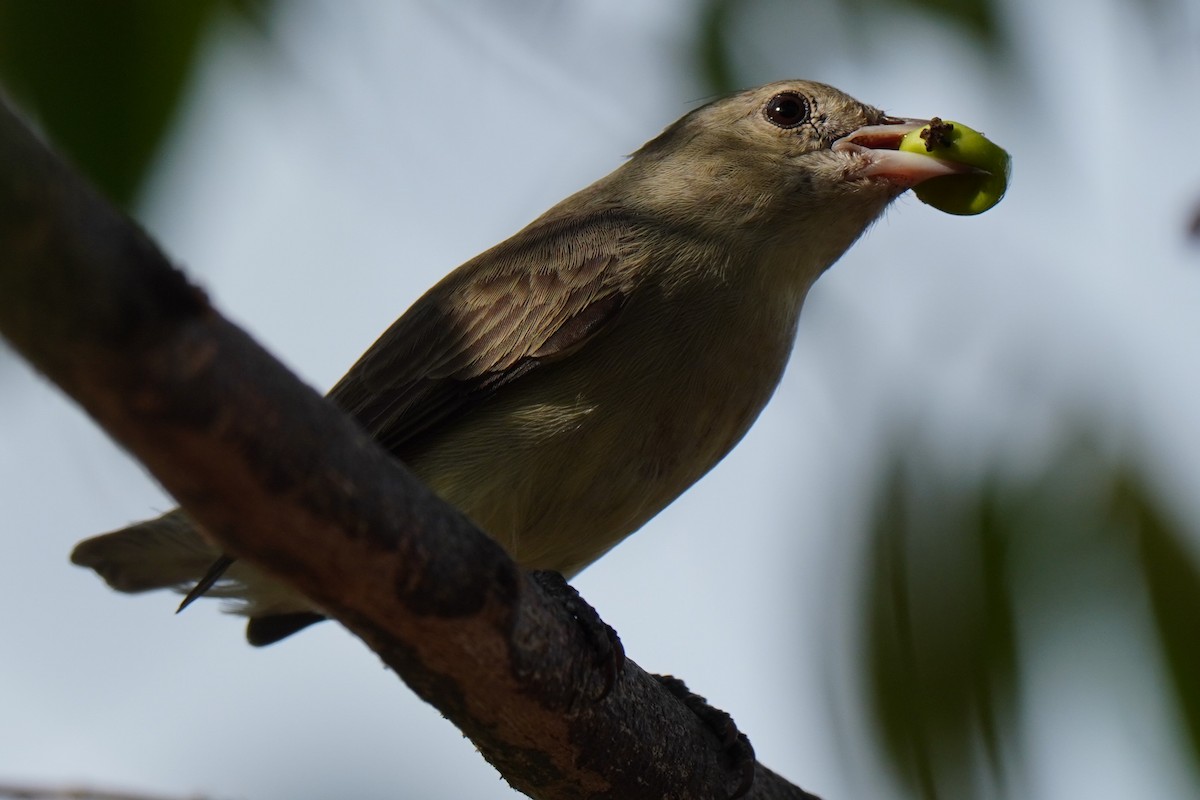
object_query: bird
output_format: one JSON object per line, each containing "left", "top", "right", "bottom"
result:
{"left": 71, "top": 79, "right": 970, "bottom": 646}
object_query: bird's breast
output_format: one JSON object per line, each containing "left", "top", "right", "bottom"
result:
{"left": 409, "top": 271, "right": 803, "bottom": 576}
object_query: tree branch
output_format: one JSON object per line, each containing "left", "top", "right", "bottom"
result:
{"left": 0, "top": 91, "right": 820, "bottom": 800}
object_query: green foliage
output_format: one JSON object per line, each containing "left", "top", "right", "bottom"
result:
{"left": 0, "top": 0, "right": 270, "bottom": 209}
{"left": 869, "top": 0, "right": 998, "bottom": 42}
{"left": 694, "top": 0, "right": 1005, "bottom": 96}
{"left": 1126, "top": 476, "right": 1200, "bottom": 770}
{"left": 865, "top": 456, "right": 1018, "bottom": 800}
{"left": 863, "top": 440, "right": 1200, "bottom": 798}
{"left": 697, "top": 0, "right": 741, "bottom": 97}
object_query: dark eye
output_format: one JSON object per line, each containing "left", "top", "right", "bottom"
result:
{"left": 763, "top": 92, "right": 810, "bottom": 129}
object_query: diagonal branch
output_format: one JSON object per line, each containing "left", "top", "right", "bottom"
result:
{"left": 0, "top": 91, "right": 820, "bottom": 800}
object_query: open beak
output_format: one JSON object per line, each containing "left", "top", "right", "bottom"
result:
{"left": 832, "top": 117, "right": 978, "bottom": 187}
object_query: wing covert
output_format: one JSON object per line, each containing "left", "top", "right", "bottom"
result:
{"left": 327, "top": 211, "right": 635, "bottom": 455}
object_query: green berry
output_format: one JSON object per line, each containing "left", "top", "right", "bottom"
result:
{"left": 899, "top": 118, "right": 1010, "bottom": 216}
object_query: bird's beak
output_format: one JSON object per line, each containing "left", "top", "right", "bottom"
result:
{"left": 832, "top": 117, "right": 978, "bottom": 187}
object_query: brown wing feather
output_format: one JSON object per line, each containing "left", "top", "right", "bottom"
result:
{"left": 181, "top": 211, "right": 636, "bottom": 622}
{"left": 327, "top": 209, "right": 635, "bottom": 456}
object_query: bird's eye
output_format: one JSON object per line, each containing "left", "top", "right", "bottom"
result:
{"left": 763, "top": 92, "right": 810, "bottom": 129}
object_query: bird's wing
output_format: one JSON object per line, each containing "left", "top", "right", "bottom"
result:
{"left": 327, "top": 209, "right": 635, "bottom": 455}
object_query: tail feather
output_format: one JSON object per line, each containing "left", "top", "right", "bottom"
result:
{"left": 71, "top": 510, "right": 322, "bottom": 641}
{"left": 176, "top": 553, "right": 237, "bottom": 613}
{"left": 71, "top": 509, "right": 220, "bottom": 593}
{"left": 246, "top": 612, "right": 326, "bottom": 646}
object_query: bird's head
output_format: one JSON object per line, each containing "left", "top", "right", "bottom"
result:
{"left": 615, "top": 80, "right": 969, "bottom": 271}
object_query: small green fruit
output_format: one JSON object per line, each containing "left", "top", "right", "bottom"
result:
{"left": 900, "top": 118, "right": 1010, "bottom": 216}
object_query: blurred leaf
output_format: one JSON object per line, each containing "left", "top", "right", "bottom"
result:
{"left": 876, "top": 0, "right": 999, "bottom": 44}
{"left": 693, "top": 0, "right": 1005, "bottom": 97}
{"left": 971, "top": 478, "right": 1019, "bottom": 777}
{"left": 861, "top": 432, "right": 1200, "bottom": 798}
{"left": 0, "top": 0, "right": 272, "bottom": 208}
{"left": 1122, "top": 475, "right": 1200, "bottom": 771}
{"left": 865, "top": 455, "right": 1018, "bottom": 800}
{"left": 696, "top": 0, "right": 739, "bottom": 95}
{"left": 867, "top": 461, "right": 939, "bottom": 799}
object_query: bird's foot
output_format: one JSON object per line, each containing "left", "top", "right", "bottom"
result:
{"left": 655, "top": 674, "right": 756, "bottom": 799}
{"left": 530, "top": 570, "right": 625, "bottom": 699}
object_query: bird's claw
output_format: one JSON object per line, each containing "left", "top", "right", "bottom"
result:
{"left": 531, "top": 570, "right": 625, "bottom": 699}
{"left": 655, "top": 674, "right": 756, "bottom": 799}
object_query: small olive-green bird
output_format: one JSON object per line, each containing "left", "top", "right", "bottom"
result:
{"left": 72, "top": 80, "right": 968, "bottom": 645}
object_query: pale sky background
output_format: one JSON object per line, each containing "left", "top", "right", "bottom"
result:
{"left": 3, "top": 1, "right": 1200, "bottom": 798}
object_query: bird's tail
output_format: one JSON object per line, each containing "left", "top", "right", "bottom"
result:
{"left": 71, "top": 510, "right": 323, "bottom": 645}
{"left": 72, "top": 509, "right": 220, "bottom": 593}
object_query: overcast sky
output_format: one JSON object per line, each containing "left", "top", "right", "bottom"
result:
{"left": 3, "top": 1, "right": 1200, "bottom": 798}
